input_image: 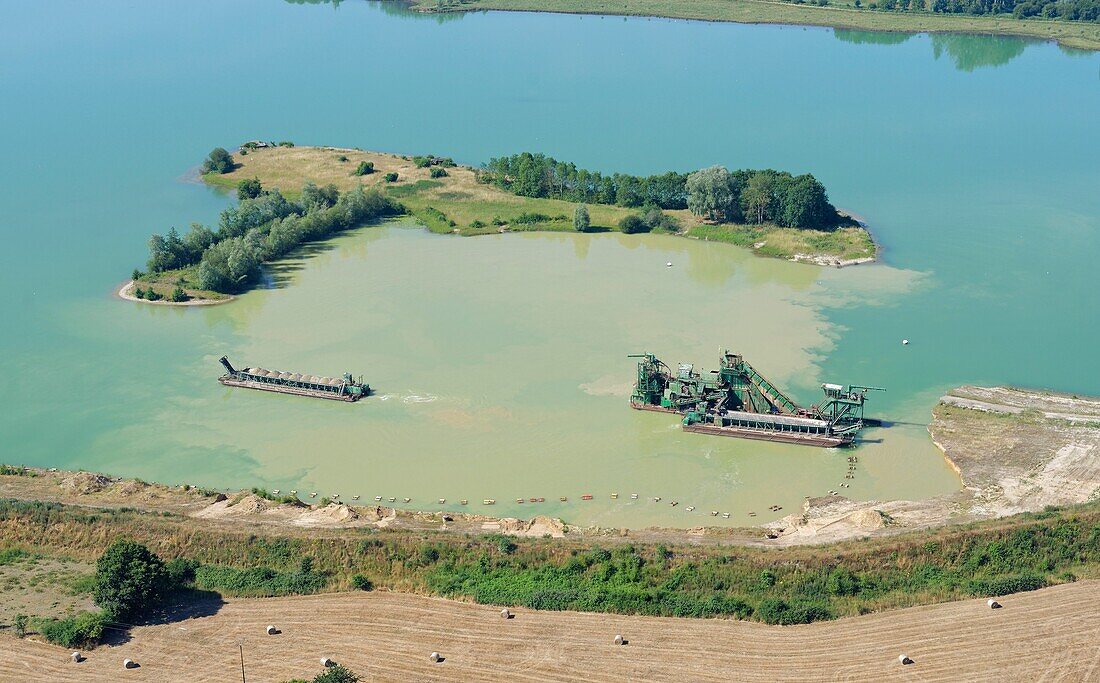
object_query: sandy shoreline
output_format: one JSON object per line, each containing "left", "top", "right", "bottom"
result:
{"left": 116, "top": 280, "right": 232, "bottom": 307}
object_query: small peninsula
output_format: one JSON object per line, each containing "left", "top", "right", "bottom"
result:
{"left": 130, "top": 144, "right": 874, "bottom": 304}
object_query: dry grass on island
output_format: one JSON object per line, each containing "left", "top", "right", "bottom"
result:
{"left": 209, "top": 145, "right": 876, "bottom": 261}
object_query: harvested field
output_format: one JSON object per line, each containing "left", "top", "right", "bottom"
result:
{"left": 4, "top": 581, "right": 1099, "bottom": 682}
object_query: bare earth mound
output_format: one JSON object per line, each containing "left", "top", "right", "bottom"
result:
{"left": 5, "top": 581, "right": 1098, "bottom": 682}
{"left": 767, "top": 386, "right": 1100, "bottom": 545}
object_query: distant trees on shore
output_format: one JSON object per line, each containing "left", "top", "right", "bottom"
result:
{"left": 145, "top": 177, "right": 396, "bottom": 294}
{"left": 481, "top": 153, "right": 847, "bottom": 231}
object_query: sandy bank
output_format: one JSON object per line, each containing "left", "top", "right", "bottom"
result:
{"left": 765, "top": 386, "right": 1100, "bottom": 545}
{"left": 117, "top": 280, "right": 232, "bottom": 307}
{"left": 4, "top": 384, "right": 1098, "bottom": 548}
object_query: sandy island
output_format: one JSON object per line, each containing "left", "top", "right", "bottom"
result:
{"left": 117, "top": 280, "right": 232, "bottom": 307}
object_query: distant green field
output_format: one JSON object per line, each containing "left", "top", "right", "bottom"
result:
{"left": 409, "top": 0, "right": 1100, "bottom": 51}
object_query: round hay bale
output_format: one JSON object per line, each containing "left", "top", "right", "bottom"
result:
{"left": 898, "top": 654, "right": 913, "bottom": 665}
{"left": 267, "top": 624, "right": 278, "bottom": 635}
{"left": 430, "top": 651, "right": 441, "bottom": 663}
{"left": 614, "top": 634, "right": 624, "bottom": 646}
{"left": 123, "top": 658, "right": 137, "bottom": 669}
{"left": 320, "top": 657, "right": 334, "bottom": 667}
{"left": 987, "top": 599, "right": 1001, "bottom": 609}
{"left": 71, "top": 652, "right": 83, "bottom": 663}
{"left": 500, "top": 608, "right": 511, "bottom": 619}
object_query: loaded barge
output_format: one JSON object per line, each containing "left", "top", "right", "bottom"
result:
{"left": 218, "top": 356, "right": 370, "bottom": 402}
{"left": 630, "top": 350, "right": 881, "bottom": 447}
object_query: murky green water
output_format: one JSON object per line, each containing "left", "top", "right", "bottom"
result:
{"left": 1, "top": 1, "right": 1097, "bottom": 526}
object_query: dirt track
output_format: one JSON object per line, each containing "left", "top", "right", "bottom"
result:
{"left": 5, "top": 581, "right": 1099, "bottom": 682}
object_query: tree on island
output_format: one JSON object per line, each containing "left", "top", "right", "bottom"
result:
{"left": 237, "top": 177, "right": 263, "bottom": 200}
{"left": 686, "top": 166, "right": 741, "bottom": 223}
{"left": 202, "top": 147, "right": 235, "bottom": 174}
{"left": 573, "top": 204, "right": 590, "bottom": 232}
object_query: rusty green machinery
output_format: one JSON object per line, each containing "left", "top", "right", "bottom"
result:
{"left": 630, "top": 350, "right": 881, "bottom": 447}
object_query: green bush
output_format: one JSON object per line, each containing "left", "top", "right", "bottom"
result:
{"left": 350, "top": 574, "right": 373, "bottom": 591}
{"left": 618, "top": 214, "right": 647, "bottom": 234}
{"left": 194, "top": 563, "right": 327, "bottom": 597}
{"left": 337, "top": 155, "right": 348, "bottom": 162}
{"left": 237, "top": 177, "right": 263, "bottom": 200}
{"left": 278, "top": 141, "right": 295, "bottom": 148}
{"left": 353, "top": 161, "right": 374, "bottom": 176}
{"left": 313, "top": 665, "right": 360, "bottom": 683}
{"left": 429, "top": 167, "right": 448, "bottom": 178}
{"left": 412, "top": 155, "right": 432, "bottom": 168}
{"left": 38, "top": 611, "right": 106, "bottom": 648}
{"left": 13, "top": 614, "right": 27, "bottom": 638}
{"left": 511, "top": 212, "right": 552, "bottom": 225}
{"left": 573, "top": 204, "right": 590, "bottom": 232}
{"left": 201, "top": 147, "right": 234, "bottom": 174}
{"left": 170, "top": 286, "right": 188, "bottom": 303}
{"left": 384, "top": 172, "right": 399, "bottom": 183}
{"left": 94, "top": 540, "right": 169, "bottom": 621}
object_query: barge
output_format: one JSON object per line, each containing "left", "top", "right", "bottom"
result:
{"left": 218, "top": 356, "right": 370, "bottom": 402}
{"left": 630, "top": 350, "right": 881, "bottom": 447}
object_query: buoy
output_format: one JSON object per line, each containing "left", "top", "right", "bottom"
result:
{"left": 666, "top": 262, "right": 673, "bottom": 267}
{"left": 429, "top": 652, "right": 442, "bottom": 663}
{"left": 123, "top": 659, "right": 137, "bottom": 669}
{"left": 988, "top": 599, "right": 1001, "bottom": 609}
{"left": 501, "top": 608, "right": 511, "bottom": 619}
{"left": 71, "top": 651, "right": 83, "bottom": 663}
{"left": 614, "top": 634, "right": 625, "bottom": 645}
{"left": 899, "top": 654, "right": 913, "bottom": 665}
{"left": 902, "top": 339, "right": 909, "bottom": 345}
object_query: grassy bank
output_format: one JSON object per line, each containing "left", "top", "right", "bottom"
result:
{"left": 406, "top": 0, "right": 1100, "bottom": 51}
{"left": 205, "top": 146, "right": 874, "bottom": 264}
{"left": 1, "top": 495, "right": 1097, "bottom": 626}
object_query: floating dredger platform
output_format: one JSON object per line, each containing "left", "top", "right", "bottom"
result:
{"left": 630, "top": 350, "right": 881, "bottom": 447}
{"left": 218, "top": 356, "right": 369, "bottom": 402}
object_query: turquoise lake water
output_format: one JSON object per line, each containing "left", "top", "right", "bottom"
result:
{"left": 1, "top": 0, "right": 1097, "bottom": 525}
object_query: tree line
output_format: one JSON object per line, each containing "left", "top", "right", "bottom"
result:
{"left": 146, "top": 177, "right": 396, "bottom": 294}
{"left": 480, "top": 153, "right": 848, "bottom": 231}
{"left": 841, "top": 0, "right": 1098, "bottom": 20}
